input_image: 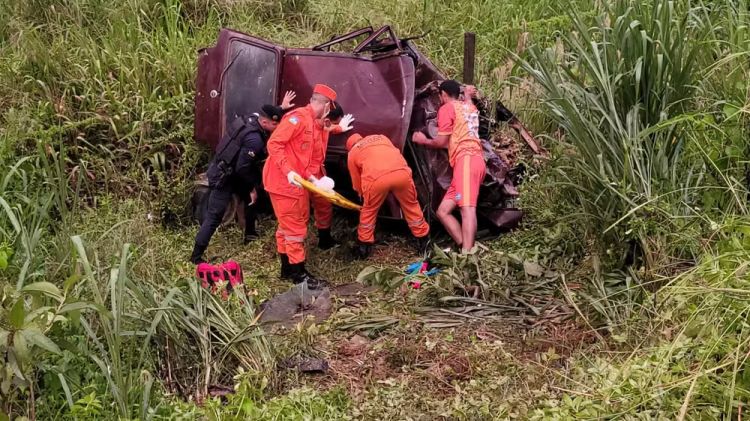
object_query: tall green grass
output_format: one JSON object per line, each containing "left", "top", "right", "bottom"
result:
{"left": 307, "top": 0, "right": 594, "bottom": 87}
{"left": 514, "top": 1, "right": 750, "bottom": 416}
{"left": 1, "top": 0, "right": 214, "bottom": 209}
{"left": 518, "top": 0, "right": 733, "bottom": 269}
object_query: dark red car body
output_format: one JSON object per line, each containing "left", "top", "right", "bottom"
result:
{"left": 195, "top": 26, "right": 521, "bottom": 229}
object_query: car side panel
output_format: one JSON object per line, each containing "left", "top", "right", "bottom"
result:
{"left": 280, "top": 51, "right": 415, "bottom": 218}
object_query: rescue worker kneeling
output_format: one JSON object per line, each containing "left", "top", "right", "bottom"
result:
{"left": 346, "top": 133, "right": 430, "bottom": 259}
{"left": 263, "top": 84, "right": 338, "bottom": 289}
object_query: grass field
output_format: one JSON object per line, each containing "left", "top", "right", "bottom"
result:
{"left": 3, "top": 0, "right": 750, "bottom": 419}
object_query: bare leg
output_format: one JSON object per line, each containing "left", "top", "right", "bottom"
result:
{"left": 436, "top": 199, "right": 462, "bottom": 247}
{"left": 460, "top": 206, "right": 478, "bottom": 252}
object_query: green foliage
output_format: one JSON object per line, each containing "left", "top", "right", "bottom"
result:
{"left": 4, "top": 0, "right": 750, "bottom": 419}
{"left": 203, "top": 385, "right": 350, "bottom": 420}
{"left": 0, "top": 275, "right": 94, "bottom": 416}
{"left": 161, "top": 383, "right": 351, "bottom": 420}
{"left": 70, "top": 237, "right": 162, "bottom": 419}
{"left": 356, "top": 265, "right": 405, "bottom": 291}
{"left": 0, "top": 244, "right": 11, "bottom": 271}
{"left": 1, "top": 0, "right": 210, "bottom": 208}
{"left": 519, "top": 0, "right": 716, "bottom": 264}
{"left": 149, "top": 277, "right": 276, "bottom": 400}
{"left": 533, "top": 216, "right": 750, "bottom": 418}
{"left": 69, "top": 392, "right": 104, "bottom": 419}
{"left": 0, "top": 141, "right": 79, "bottom": 290}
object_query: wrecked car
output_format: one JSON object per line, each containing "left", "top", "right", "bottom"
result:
{"left": 194, "top": 26, "right": 523, "bottom": 230}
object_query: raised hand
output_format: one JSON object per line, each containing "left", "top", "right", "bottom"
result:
{"left": 338, "top": 114, "right": 355, "bottom": 132}
{"left": 281, "top": 90, "right": 297, "bottom": 110}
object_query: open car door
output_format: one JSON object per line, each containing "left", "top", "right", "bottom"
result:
{"left": 195, "top": 29, "right": 284, "bottom": 150}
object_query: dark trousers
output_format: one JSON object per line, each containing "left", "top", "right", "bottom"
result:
{"left": 194, "top": 184, "right": 256, "bottom": 249}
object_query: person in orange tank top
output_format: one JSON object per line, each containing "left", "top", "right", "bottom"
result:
{"left": 262, "top": 84, "right": 338, "bottom": 289}
{"left": 412, "top": 80, "right": 486, "bottom": 253}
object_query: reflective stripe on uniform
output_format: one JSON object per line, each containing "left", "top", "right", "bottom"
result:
{"left": 284, "top": 234, "right": 305, "bottom": 243}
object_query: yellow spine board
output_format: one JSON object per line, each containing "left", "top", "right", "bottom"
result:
{"left": 294, "top": 175, "right": 362, "bottom": 211}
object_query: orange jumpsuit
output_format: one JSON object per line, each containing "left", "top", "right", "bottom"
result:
{"left": 309, "top": 125, "right": 342, "bottom": 230}
{"left": 262, "top": 105, "right": 324, "bottom": 264}
{"left": 347, "top": 135, "right": 429, "bottom": 244}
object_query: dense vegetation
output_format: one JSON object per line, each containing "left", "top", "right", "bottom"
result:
{"left": 2, "top": 0, "right": 750, "bottom": 419}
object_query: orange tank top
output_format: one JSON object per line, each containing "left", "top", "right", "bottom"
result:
{"left": 437, "top": 100, "right": 483, "bottom": 167}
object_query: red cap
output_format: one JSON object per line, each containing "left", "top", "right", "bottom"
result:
{"left": 346, "top": 133, "right": 363, "bottom": 151}
{"left": 313, "top": 84, "right": 337, "bottom": 101}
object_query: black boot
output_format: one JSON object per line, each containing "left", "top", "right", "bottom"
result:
{"left": 190, "top": 243, "right": 207, "bottom": 264}
{"left": 317, "top": 228, "right": 340, "bottom": 250}
{"left": 288, "top": 262, "right": 327, "bottom": 290}
{"left": 279, "top": 253, "right": 292, "bottom": 279}
{"left": 416, "top": 235, "right": 431, "bottom": 255}
{"left": 243, "top": 204, "right": 259, "bottom": 244}
{"left": 352, "top": 241, "right": 373, "bottom": 260}
{"left": 244, "top": 231, "right": 259, "bottom": 244}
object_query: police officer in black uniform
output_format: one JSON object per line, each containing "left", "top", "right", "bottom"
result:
{"left": 190, "top": 104, "right": 286, "bottom": 264}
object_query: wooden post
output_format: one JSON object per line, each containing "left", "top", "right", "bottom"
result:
{"left": 463, "top": 32, "right": 476, "bottom": 84}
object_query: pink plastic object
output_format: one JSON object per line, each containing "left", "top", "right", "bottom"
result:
{"left": 221, "top": 260, "right": 244, "bottom": 289}
{"left": 196, "top": 263, "right": 217, "bottom": 289}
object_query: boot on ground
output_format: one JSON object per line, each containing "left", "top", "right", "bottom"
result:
{"left": 288, "top": 262, "right": 327, "bottom": 290}
{"left": 190, "top": 244, "right": 207, "bottom": 264}
{"left": 317, "top": 228, "right": 340, "bottom": 250}
{"left": 352, "top": 240, "right": 373, "bottom": 260}
{"left": 416, "top": 235, "right": 431, "bottom": 255}
{"left": 243, "top": 208, "right": 259, "bottom": 244}
{"left": 243, "top": 231, "right": 260, "bottom": 244}
{"left": 279, "top": 253, "right": 292, "bottom": 279}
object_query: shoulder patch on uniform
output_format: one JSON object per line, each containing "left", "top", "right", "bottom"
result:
{"left": 289, "top": 116, "right": 299, "bottom": 125}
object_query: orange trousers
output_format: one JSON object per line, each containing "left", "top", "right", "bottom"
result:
{"left": 359, "top": 169, "right": 429, "bottom": 243}
{"left": 269, "top": 192, "right": 310, "bottom": 264}
{"left": 310, "top": 193, "right": 332, "bottom": 230}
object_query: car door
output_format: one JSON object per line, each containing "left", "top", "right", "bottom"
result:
{"left": 195, "top": 29, "right": 284, "bottom": 150}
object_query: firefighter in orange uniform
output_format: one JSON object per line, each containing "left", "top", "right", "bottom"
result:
{"left": 412, "top": 80, "right": 486, "bottom": 253}
{"left": 346, "top": 133, "right": 430, "bottom": 259}
{"left": 262, "top": 84, "right": 338, "bottom": 288}
{"left": 309, "top": 102, "right": 354, "bottom": 249}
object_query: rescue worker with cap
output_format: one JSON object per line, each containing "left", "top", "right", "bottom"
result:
{"left": 310, "top": 101, "right": 354, "bottom": 250}
{"left": 262, "top": 84, "right": 338, "bottom": 288}
{"left": 412, "top": 80, "right": 486, "bottom": 253}
{"left": 190, "top": 92, "right": 296, "bottom": 264}
{"left": 346, "top": 133, "right": 430, "bottom": 259}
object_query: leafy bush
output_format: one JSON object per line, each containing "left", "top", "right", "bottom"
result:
{"left": 0, "top": 280, "right": 94, "bottom": 418}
